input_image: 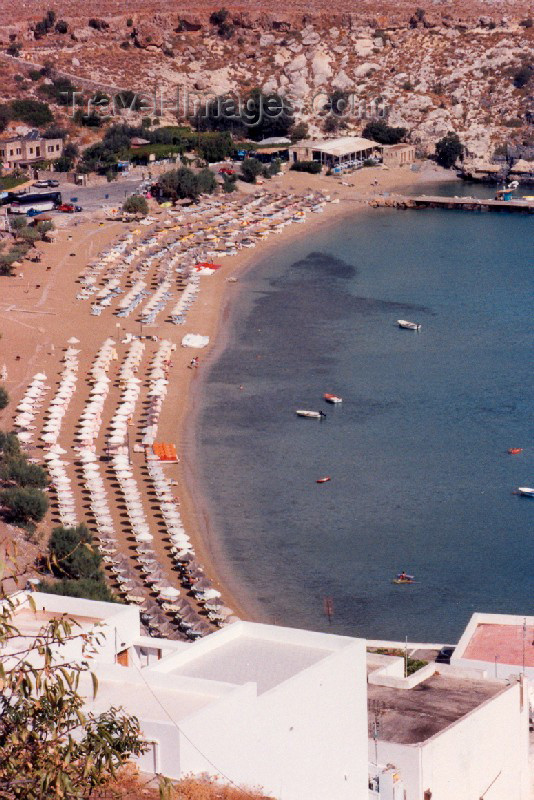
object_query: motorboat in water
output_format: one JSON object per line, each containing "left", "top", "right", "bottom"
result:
{"left": 296, "top": 410, "right": 326, "bottom": 419}
{"left": 516, "top": 487, "right": 534, "bottom": 497}
{"left": 397, "top": 320, "right": 421, "bottom": 331}
{"left": 324, "top": 393, "right": 342, "bottom": 404}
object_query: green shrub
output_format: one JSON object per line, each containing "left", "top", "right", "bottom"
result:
{"left": 1, "top": 487, "right": 48, "bottom": 523}
{"left": 122, "top": 194, "right": 149, "bottom": 215}
{"left": 362, "top": 119, "right": 407, "bottom": 145}
{"left": 0, "top": 386, "right": 9, "bottom": 410}
{"left": 209, "top": 8, "right": 228, "bottom": 25}
{"left": 513, "top": 64, "right": 533, "bottom": 89}
{"left": 10, "top": 98, "right": 53, "bottom": 126}
{"left": 435, "top": 131, "right": 464, "bottom": 168}
{"left": 222, "top": 174, "right": 236, "bottom": 193}
{"left": 240, "top": 157, "right": 264, "bottom": 183}
{"left": 48, "top": 524, "right": 102, "bottom": 581}
{"left": 39, "top": 577, "right": 116, "bottom": 602}
{"left": 290, "top": 160, "right": 322, "bottom": 174}
{"left": 0, "top": 456, "right": 47, "bottom": 487}
{"left": 0, "top": 432, "right": 20, "bottom": 456}
{"left": 158, "top": 166, "right": 216, "bottom": 200}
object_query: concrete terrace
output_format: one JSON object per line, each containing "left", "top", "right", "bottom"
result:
{"left": 463, "top": 623, "right": 534, "bottom": 668}
{"left": 367, "top": 674, "right": 503, "bottom": 745}
{"left": 165, "top": 635, "right": 334, "bottom": 693}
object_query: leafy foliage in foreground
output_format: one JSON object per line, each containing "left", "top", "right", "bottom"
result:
{"left": 0, "top": 548, "right": 145, "bottom": 799}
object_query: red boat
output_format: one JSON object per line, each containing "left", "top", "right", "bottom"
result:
{"left": 508, "top": 448, "right": 522, "bottom": 455}
{"left": 316, "top": 477, "right": 331, "bottom": 484}
{"left": 323, "top": 393, "right": 342, "bottom": 404}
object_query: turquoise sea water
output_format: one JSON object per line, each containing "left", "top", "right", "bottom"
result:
{"left": 197, "top": 196, "right": 533, "bottom": 642}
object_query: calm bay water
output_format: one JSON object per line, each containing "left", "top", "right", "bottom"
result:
{"left": 197, "top": 198, "right": 533, "bottom": 642}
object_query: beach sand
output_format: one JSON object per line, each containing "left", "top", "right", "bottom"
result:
{"left": 0, "top": 161, "right": 459, "bottom": 624}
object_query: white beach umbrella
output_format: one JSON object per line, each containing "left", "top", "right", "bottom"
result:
{"left": 158, "top": 586, "right": 180, "bottom": 600}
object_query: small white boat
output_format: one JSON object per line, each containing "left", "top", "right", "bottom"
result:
{"left": 296, "top": 410, "right": 326, "bottom": 419}
{"left": 397, "top": 320, "right": 421, "bottom": 331}
{"left": 516, "top": 487, "right": 534, "bottom": 497}
{"left": 323, "top": 393, "right": 342, "bottom": 404}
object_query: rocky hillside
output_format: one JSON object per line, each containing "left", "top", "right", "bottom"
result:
{"left": 2, "top": 3, "right": 532, "bottom": 160}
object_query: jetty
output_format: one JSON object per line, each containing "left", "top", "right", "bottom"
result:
{"left": 370, "top": 194, "right": 534, "bottom": 214}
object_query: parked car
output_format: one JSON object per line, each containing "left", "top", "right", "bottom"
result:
{"left": 57, "top": 203, "right": 82, "bottom": 213}
{"left": 435, "top": 646, "right": 455, "bottom": 664}
{"left": 48, "top": 179, "right": 59, "bottom": 188}
{"left": 32, "top": 180, "right": 50, "bottom": 189}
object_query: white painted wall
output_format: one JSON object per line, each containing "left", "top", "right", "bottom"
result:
{"left": 370, "top": 681, "right": 530, "bottom": 800}
{"left": 453, "top": 612, "right": 534, "bottom": 682}
{"left": 171, "top": 638, "right": 368, "bottom": 800}
{"left": 15, "top": 592, "right": 140, "bottom": 666}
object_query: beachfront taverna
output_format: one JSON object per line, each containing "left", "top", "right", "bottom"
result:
{"left": 289, "top": 136, "right": 381, "bottom": 167}
{"left": 288, "top": 136, "right": 416, "bottom": 170}
{"left": 6, "top": 592, "right": 532, "bottom": 800}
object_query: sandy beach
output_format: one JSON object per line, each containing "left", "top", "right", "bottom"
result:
{"left": 0, "top": 161, "right": 459, "bottom": 630}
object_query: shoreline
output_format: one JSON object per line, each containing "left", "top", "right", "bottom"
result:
{"left": 170, "top": 165, "right": 464, "bottom": 625}
{"left": 1, "top": 161, "right": 463, "bottom": 630}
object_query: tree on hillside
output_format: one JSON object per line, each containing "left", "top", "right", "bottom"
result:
{"left": 435, "top": 131, "right": 464, "bottom": 168}
{"left": 0, "top": 104, "right": 10, "bottom": 133}
{"left": 122, "top": 194, "right": 149, "bottom": 215}
{"left": 196, "top": 132, "right": 233, "bottom": 163}
{"left": 0, "top": 486, "right": 48, "bottom": 523}
{"left": 39, "top": 576, "right": 115, "bottom": 602}
{"left": 0, "top": 386, "right": 9, "bottom": 410}
{"left": 242, "top": 88, "right": 294, "bottom": 141}
{"left": 9, "top": 98, "right": 53, "bottom": 126}
{"left": 362, "top": 119, "right": 407, "bottom": 145}
{"left": 0, "top": 432, "right": 20, "bottom": 456}
{"left": 48, "top": 524, "right": 102, "bottom": 581}
{"left": 0, "top": 558, "right": 145, "bottom": 799}
{"left": 0, "top": 456, "right": 47, "bottom": 488}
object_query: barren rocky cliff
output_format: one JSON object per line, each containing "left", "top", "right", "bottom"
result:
{"left": 1, "top": 1, "right": 532, "bottom": 160}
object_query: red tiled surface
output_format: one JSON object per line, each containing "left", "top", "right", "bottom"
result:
{"left": 463, "top": 623, "right": 534, "bottom": 667}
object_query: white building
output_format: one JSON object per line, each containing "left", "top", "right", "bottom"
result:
{"left": 451, "top": 612, "right": 534, "bottom": 682}
{"left": 8, "top": 592, "right": 369, "bottom": 800}
{"left": 289, "top": 136, "right": 381, "bottom": 167}
{"left": 5, "top": 594, "right": 532, "bottom": 800}
{"left": 366, "top": 649, "right": 530, "bottom": 800}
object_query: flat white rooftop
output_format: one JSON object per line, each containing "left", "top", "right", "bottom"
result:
{"left": 294, "top": 136, "right": 379, "bottom": 157}
{"left": 168, "top": 635, "right": 333, "bottom": 693}
{"left": 86, "top": 676, "right": 216, "bottom": 724}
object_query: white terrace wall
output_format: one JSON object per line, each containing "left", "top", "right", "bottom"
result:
{"left": 22, "top": 592, "right": 140, "bottom": 665}
{"left": 419, "top": 680, "right": 529, "bottom": 800}
{"left": 370, "top": 681, "right": 529, "bottom": 800}
{"left": 175, "top": 637, "right": 368, "bottom": 800}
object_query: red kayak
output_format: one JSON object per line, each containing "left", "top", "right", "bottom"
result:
{"left": 508, "top": 448, "right": 522, "bottom": 455}
{"left": 316, "top": 477, "right": 331, "bottom": 484}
